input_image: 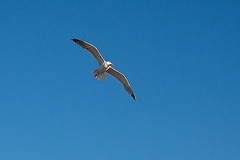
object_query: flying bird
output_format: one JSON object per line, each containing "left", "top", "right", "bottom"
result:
{"left": 72, "top": 38, "right": 136, "bottom": 100}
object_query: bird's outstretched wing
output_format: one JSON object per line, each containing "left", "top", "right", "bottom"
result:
{"left": 106, "top": 67, "right": 136, "bottom": 100}
{"left": 72, "top": 38, "right": 105, "bottom": 66}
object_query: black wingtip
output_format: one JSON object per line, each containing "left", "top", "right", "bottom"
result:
{"left": 72, "top": 38, "right": 79, "bottom": 43}
{"left": 131, "top": 94, "right": 136, "bottom": 101}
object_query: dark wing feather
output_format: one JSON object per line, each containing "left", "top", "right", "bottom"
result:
{"left": 72, "top": 38, "right": 105, "bottom": 66}
{"left": 107, "top": 67, "right": 136, "bottom": 100}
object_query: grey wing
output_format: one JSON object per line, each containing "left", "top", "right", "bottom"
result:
{"left": 106, "top": 67, "right": 136, "bottom": 100}
{"left": 72, "top": 38, "right": 105, "bottom": 66}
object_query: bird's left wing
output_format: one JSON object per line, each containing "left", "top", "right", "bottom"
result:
{"left": 106, "top": 67, "right": 136, "bottom": 100}
{"left": 72, "top": 38, "right": 105, "bottom": 66}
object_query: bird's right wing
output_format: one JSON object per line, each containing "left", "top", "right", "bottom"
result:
{"left": 106, "top": 67, "right": 136, "bottom": 100}
{"left": 72, "top": 38, "right": 105, "bottom": 66}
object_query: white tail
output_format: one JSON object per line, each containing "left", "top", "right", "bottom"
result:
{"left": 91, "top": 69, "right": 106, "bottom": 81}
{"left": 91, "top": 69, "right": 99, "bottom": 77}
{"left": 97, "top": 74, "right": 106, "bottom": 81}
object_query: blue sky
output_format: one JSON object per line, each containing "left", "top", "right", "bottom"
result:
{"left": 0, "top": 0, "right": 240, "bottom": 159}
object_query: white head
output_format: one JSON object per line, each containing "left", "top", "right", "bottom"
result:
{"left": 106, "top": 61, "right": 113, "bottom": 66}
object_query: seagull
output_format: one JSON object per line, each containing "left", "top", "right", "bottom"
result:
{"left": 72, "top": 38, "right": 136, "bottom": 100}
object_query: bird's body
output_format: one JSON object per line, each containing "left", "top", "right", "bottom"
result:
{"left": 99, "top": 61, "right": 112, "bottom": 74}
{"left": 91, "top": 61, "right": 113, "bottom": 81}
{"left": 72, "top": 38, "right": 136, "bottom": 100}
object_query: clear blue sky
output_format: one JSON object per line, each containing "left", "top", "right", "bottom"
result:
{"left": 1, "top": 0, "right": 239, "bottom": 159}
